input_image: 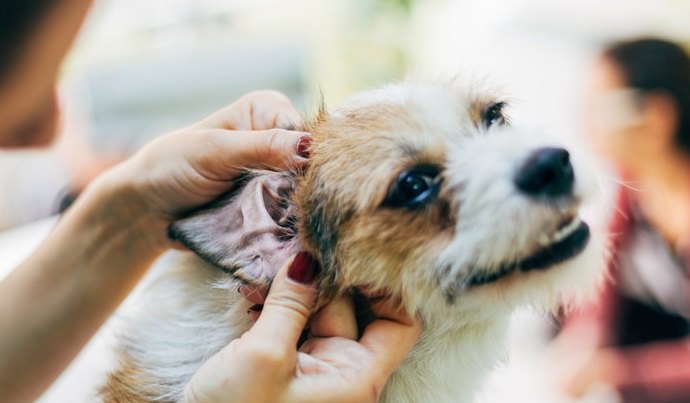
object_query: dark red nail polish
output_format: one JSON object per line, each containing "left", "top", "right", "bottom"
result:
{"left": 297, "top": 136, "right": 312, "bottom": 159}
{"left": 288, "top": 252, "right": 319, "bottom": 284}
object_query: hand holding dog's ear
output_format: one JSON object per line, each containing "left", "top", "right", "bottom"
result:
{"left": 98, "top": 91, "right": 310, "bottom": 239}
{"left": 184, "top": 253, "right": 422, "bottom": 403}
{"left": 0, "top": 91, "right": 308, "bottom": 402}
{"left": 194, "top": 90, "right": 303, "bottom": 131}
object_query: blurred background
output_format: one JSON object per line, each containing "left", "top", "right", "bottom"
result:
{"left": 2, "top": 0, "right": 690, "bottom": 402}
{"left": 2, "top": 0, "right": 689, "bottom": 230}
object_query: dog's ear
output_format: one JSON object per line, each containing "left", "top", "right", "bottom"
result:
{"left": 168, "top": 171, "right": 298, "bottom": 287}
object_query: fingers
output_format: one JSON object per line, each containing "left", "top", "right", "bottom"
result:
{"left": 359, "top": 298, "right": 422, "bottom": 378}
{"left": 197, "top": 90, "right": 303, "bottom": 131}
{"left": 189, "top": 128, "right": 311, "bottom": 183}
{"left": 250, "top": 252, "right": 320, "bottom": 349}
{"left": 251, "top": 92, "right": 302, "bottom": 130}
{"left": 235, "top": 128, "right": 311, "bottom": 170}
{"left": 309, "top": 295, "right": 358, "bottom": 340}
{"left": 368, "top": 297, "right": 419, "bottom": 328}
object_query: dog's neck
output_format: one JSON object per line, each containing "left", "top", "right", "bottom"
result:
{"left": 109, "top": 255, "right": 515, "bottom": 403}
{"left": 383, "top": 312, "right": 511, "bottom": 402}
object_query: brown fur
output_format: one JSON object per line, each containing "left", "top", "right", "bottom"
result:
{"left": 297, "top": 100, "right": 457, "bottom": 308}
{"left": 100, "top": 82, "right": 602, "bottom": 403}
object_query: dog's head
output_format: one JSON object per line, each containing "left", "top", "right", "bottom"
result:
{"left": 171, "top": 81, "right": 605, "bottom": 321}
{"left": 296, "top": 82, "right": 604, "bottom": 317}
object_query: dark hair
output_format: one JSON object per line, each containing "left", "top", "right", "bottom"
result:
{"left": 604, "top": 38, "right": 690, "bottom": 153}
{"left": 0, "top": 0, "right": 58, "bottom": 82}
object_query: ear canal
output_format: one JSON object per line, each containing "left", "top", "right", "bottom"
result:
{"left": 168, "top": 171, "right": 299, "bottom": 287}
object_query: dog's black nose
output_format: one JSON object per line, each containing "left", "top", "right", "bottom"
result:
{"left": 514, "top": 147, "right": 574, "bottom": 198}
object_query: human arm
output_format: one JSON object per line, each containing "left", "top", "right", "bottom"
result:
{"left": 0, "top": 91, "right": 308, "bottom": 402}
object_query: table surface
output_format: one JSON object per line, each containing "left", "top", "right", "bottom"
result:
{"left": 0, "top": 218, "right": 617, "bottom": 403}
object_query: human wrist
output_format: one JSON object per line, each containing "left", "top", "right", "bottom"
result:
{"left": 75, "top": 165, "right": 171, "bottom": 257}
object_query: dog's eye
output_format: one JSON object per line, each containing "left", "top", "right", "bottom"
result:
{"left": 482, "top": 102, "right": 507, "bottom": 127}
{"left": 383, "top": 165, "right": 441, "bottom": 209}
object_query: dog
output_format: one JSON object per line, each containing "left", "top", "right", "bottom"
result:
{"left": 99, "top": 80, "right": 605, "bottom": 402}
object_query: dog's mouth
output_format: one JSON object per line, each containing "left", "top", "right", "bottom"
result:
{"left": 467, "top": 215, "right": 591, "bottom": 287}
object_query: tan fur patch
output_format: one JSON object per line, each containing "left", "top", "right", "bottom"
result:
{"left": 468, "top": 97, "right": 505, "bottom": 127}
{"left": 100, "top": 354, "right": 160, "bottom": 402}
{"left": 297, "top": 99, "right": 456, "bottom": 310}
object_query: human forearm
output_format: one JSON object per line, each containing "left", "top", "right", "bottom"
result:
{"left": 0, "top": 173, "right": 167, "bottom": 402}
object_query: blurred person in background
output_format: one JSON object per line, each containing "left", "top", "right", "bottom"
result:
{"left": 0, "top": 0, "right": 421, "bottom": 402}
{"left": 554, "top": 38, "right": 690, "bottom": 403}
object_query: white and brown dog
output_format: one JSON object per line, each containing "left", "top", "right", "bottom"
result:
{"left": 100, "top": 81, "right": 605, "bottom": 402}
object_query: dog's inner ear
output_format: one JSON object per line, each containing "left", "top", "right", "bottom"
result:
{"left": 168, "top": 172, "right": 299, "bottom": 287}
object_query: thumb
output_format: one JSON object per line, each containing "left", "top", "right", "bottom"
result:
{"left": 251, "top": 252, "right": 320, "bottom": 348}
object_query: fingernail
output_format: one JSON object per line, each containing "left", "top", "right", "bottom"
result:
{"left": 296, "top": 136, "right": 312, "bottom": 159}
{"left": 287, "top": 252, "right": 319, "bottom": 284}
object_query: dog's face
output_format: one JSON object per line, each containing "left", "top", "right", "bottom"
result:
{"left": 171, "top": 81, "right": 604, "bottom": 322}
{"left": 298, "top": 82, "right": 603, "bottom": 318}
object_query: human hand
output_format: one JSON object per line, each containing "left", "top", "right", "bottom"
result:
{"left": 95, "top": 90, "right": 309, "bottom": 247}
{"left": 185, "top": 252, "right": 423, "bottom": 403}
